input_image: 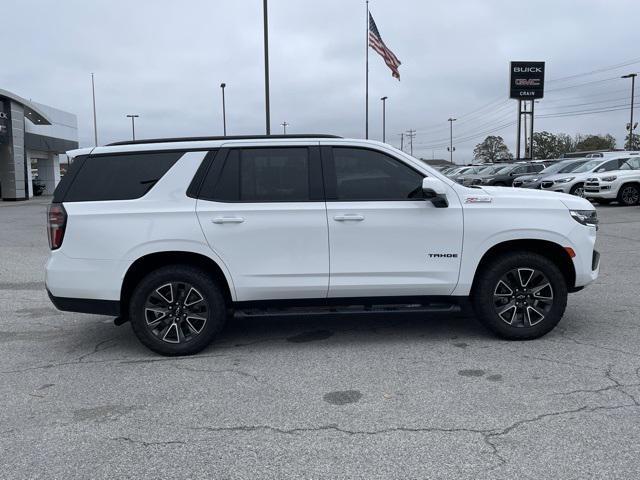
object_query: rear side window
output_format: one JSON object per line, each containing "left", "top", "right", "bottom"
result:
{"left": 63, "top": 152, "right": 182, "bottom": 202}
{"left": 207, "top": 148, "right": 311, "bottom": 202}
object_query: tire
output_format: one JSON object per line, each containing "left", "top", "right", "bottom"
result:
{"left": 570, "top": 183, "right": 585, "bottom": 197}
{"left": 129, "top": 265, "right": 227, "bottom": 356}
{"left": 617, "top": 184, "right": 640, "bottom": 206}
{"left": 471, "top": 252, "right": 568, "bottom": 340}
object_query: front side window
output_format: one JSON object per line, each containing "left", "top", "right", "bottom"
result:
{"left": 209, "top": 148, "right": 310, "bottom": 202}
{"left": 331, "top": 148, "right": 424, "bottom": 201}
{"left": 596, "top": 160, "right": 621, "bottom": 173}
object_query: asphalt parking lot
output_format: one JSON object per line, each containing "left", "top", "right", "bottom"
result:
{"left": 1, "top": 198, "right": 639, "bottom": 479}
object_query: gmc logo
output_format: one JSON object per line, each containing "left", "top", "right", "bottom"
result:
{"left": 514, "top": 67, "right": 542, "bottom": 73}
{"left": 515, "top": 79, "right": 541, "bottom": 86}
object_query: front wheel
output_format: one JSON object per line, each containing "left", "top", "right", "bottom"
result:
{"left": 472, "top": 252, "right": 568, "bottom": 340}
{"left": 617, "top": 184, "right": 640, "bottom": 206}
{"left": 129, "top": 265, "right": 227, "bottom": 356}
{"left": 570, "top": 183, "right": 585, "bottom": 197}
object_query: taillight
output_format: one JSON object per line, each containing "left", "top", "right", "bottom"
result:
{"left": 47, "top": 203, "right": 67, "bottom": 250}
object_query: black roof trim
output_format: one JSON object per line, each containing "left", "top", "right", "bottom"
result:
{"left": 107, "top": 134, "right": 342, "bottom": 146}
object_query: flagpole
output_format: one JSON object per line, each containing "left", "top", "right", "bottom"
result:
{"left": 365, "top": 0, "right": 369, "bottom": 139}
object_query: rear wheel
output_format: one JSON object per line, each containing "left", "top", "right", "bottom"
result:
{"left": 570, "top": 183, "right": 585, "bottom": 197}
{"left": 617, "top": 184, "right": 640, "bottom": 206}
{"left": 472, "top": 252, "right": 568, "bottom": 340}
{"left": 129, "top": 265, "right": 227, "bottom": 356}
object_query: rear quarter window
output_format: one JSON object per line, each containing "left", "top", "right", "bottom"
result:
{"left": 63, "top": 152, "right": 183, "bottom": 202}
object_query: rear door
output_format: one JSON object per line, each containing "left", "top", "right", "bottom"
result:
{"left": 196, "top": 144, "right": 329, "bottom": 301}
{"left": 321, "top": 145, "right": 463, "bottom": 297}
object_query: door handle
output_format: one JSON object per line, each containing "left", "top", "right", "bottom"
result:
{"left": 211, "top": 216, "right": 245, "bottom": 224}
{"left": 333, "top": 214, "right": 365, "bottom": 222}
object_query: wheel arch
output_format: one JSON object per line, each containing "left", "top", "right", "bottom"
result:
{"left": 121, "top": 251, "right": 235, "bottom": 316}
{"left": 471, "top": 239, "right": 576, "bottom": 294}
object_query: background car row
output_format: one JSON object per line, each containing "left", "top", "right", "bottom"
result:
{"left": 435, "top": 151, "right": 640, "bottom": 206}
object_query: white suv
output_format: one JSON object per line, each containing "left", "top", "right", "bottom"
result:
{"left": 46, "top": 135, "right": 600, "bottom": 355}
{"left": 540, "top": 156, "right": 637, "bottom": 197}
{"left": 584, "top": 157, "right": 640, "bottom": 206}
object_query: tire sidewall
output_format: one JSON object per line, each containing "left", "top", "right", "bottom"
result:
{"left": 472, "top": 252, "right": 568, "bottom": 340}
{"left": 129, "top": 265, "right": 227, "bottom": 356}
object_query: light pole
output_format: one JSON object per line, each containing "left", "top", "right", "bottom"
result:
{"left": 447, "top": 117, "right": 456, "bottom": 163}
{"left": 263, "top": 0, "right": 271, "bottom": 135}
{"left": 126, "top": 114, "right": 139, "bottom": 141}
{"left": 281, "top": 121, "right": 289, "bottom": 134}
{"left": 622, "top": 73, "right": 637, "bottom": 149}
{"left": 91, "top": 73, "right": 98, "bottom": 146}
{"left": 220, "top": 83, "right": 227, "bottom": 136}
{"left": 380, "top": 96, "right": 388, "bottom": 143}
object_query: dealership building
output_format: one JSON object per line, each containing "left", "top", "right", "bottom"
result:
{"left": 0, "top": 88, "right": 78, "bottom": 201}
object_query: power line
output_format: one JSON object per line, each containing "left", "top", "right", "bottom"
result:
{"left": 548, "top": 57, "right": 640, "bottom": 83}
{"left": 546, "top": 75, "right": 622, "bottom": 93}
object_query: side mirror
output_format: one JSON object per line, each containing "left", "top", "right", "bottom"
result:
{"left": 422, "top": 177, "right": 448, "bottom": 208}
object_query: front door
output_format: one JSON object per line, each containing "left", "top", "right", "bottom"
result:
{"left": 196, "top": 145, "right": 329, "bottom": 301}
{"left": 321, "top": 145, "right": 463, "bottom": 297}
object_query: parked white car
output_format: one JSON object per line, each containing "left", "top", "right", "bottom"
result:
{"left": 584, "top": 157, "right": 640, "bottom": 205}
{"left": 46, "top": 135, "right": 599, "bottom": 355}
{"left": 540, "top": 155, "right": 637, "bottom": 196}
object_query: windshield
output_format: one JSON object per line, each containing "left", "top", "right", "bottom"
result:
{"left": 477, "top": 165, "right": 499, "bottom": 174}
{"left": 540, "top": 161, "right": 573, "bottom": 175}
{"left": 494, "top": 165, "right": 515, "bottom": 174}
{"left": 572, "top": 159, "right": 604, "bottom": 173}
{"left": 558, "top": 160, "right": 589, "bottom": 173}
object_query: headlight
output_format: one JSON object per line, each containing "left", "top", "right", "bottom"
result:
{"left": 528, "top": 178, "right": 538, "bottom": 182}
{"left": 570, "top": 209, "right": 598, "bottom": 228}
{"left": 601, "top": 175, "right": 617, "bottom": 182}
{"left": 555, "top": 177, "right": 575, "bottom": 184}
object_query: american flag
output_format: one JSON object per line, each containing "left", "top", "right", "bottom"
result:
{"left": 368, "top": 12, "right": 401, "bottom": 80}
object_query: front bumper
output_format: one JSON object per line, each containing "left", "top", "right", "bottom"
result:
{"left": 584, "top": 181, "right": 616, "bottom": 199}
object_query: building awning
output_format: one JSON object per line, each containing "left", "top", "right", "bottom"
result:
{"left": 0, "top": 88, "right": 52, "bottom": 125}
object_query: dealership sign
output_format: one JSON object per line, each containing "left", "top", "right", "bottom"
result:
{"left": 0, "top": 100, "right": 9, "bottom": 142}
{"left": 510, "top": 61, "right": 545, "bottom": 99}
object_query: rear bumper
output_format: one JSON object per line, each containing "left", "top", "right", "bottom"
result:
{"left": 47, "top": 289, "right": 120, "bottom": 316}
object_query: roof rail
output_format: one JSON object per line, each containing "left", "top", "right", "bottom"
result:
{"left": 107, "top": 134, "right": 343, "bottom": 146}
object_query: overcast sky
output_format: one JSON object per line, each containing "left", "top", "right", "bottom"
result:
{"left": 3, "top": 0, "right": 639, "bottom": 162}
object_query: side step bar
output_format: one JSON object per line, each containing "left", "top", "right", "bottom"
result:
{"left": 234, "top": 296, "right": 472, "bottom": 318}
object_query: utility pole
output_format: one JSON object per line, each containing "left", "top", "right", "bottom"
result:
{"left": 622, "top": 73, "right": 637, "bottom": 149}
{"left": 126, "top": 114, "right": 139, "bottom": 141}
{"left": 281, "top": 121, "right": 289, "bottom": 135}
{"left": 220, "top": 82, "right": 227, "bottom": 136}
{"left": 262, "top": 0, "right": 271, "bottom": 135}
{"left": 515, "top": 100, "right": 522, "bottom": 160}
{"left": 398, "top": 133, "right": 404, "bottom": 152}
{"left": 447, "top": 118, "right": 456, "bottom": 163}
{"left": 91, "top": 73, "right": 98, "bottom": 146}
{"left": 405, "top": 129, "right": 416, "bottom": 156}
{"left": 380, "top": 96, "right": 388, "bottom": 143}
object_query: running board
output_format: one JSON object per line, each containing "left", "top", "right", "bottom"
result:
{"left": 234, "top": 300, "right": 468, "bottom": 318}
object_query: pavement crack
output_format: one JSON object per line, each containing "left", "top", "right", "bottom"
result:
{"left": 112, "top": 436, "right": 185, "bottom": 447}
{"left": 77, "top": 337, "right": 118, "bottom": 363}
